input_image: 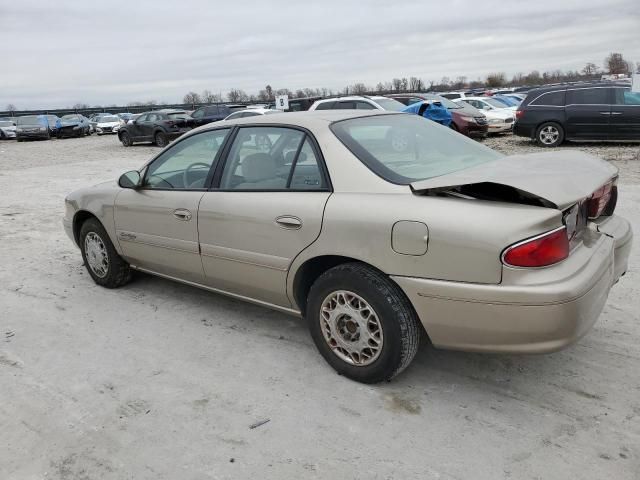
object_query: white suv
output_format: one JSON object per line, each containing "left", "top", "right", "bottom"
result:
{"left": 309, "top": 96, "right": 406, "bottom": 111}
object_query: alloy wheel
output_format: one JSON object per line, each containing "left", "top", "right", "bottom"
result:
{"left": 320, "top": 290, "right": 383, "bottom": 366}
{"left": 539, "top": 125, "right": 560, "bottom": 145}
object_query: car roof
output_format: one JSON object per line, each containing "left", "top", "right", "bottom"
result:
{"left": 529, "top": 81, "right": 630, "bottom": 93}
{"left": 314, "top": 96, "right": 375, "bottom": 103}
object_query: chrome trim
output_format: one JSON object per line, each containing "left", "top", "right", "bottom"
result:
{"left": 500, "top": 226, "right": 568, "bottom": 269}
{"left": 130, "top": 265, "right": 301, "bottom": 316}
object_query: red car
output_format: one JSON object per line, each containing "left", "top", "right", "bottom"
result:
{"left": 388, "top": 93, "right": 488, "bottom": 138}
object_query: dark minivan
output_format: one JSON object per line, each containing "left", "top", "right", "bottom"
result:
{"left": 514, "top": 82, "right": 640, "bottom": 147}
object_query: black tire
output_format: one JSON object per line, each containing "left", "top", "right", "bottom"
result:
{"left": 0, "top": 130, "right": 5, "bottom": 140}
{"left": 450, "top": 122, "right": 459, "bottom": 132}
{"left": 16, "top": 138, "right": 23, "bottom": 142}
{"left": 535, "top": 122, "right": 564, "bottom": 147}
{"left": 120, "top": 131, "right": 132, "bottom": 147}
{"left": 79, "top": 218, "right": 131, "bottom": 288}
{"left": 154, "top": 131, "right": 168, "bottom": 148}
{"left": 306, "top": 262, "right": 420, "bottom": 383}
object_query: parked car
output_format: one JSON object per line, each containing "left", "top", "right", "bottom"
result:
{"left": 439, "top": 91, "right": 474, "bottom": 100}
{"left": 223, "top": 108, "right": 281, "bottom": 121}
{"left": 454, "top": 98, "right": 515, "bottom": 134}
{"left": 63, "top": 110, "right": 631, "bottom": 384}
{"left": 117, "top": 113, "right": 135, "bottom": 123}
{"left": 58, "top": 114, "right": 91, "bottom": 137}
{"left": 0, "top": 120, "right": 17, "bottom": 139}
{"left": 309, "top": 96, "right": 406, "bottom": 111}
{"left": 94, "top": 115, "right": 123, "bottom": 135}
{"left": 388, "top": 93, "right": 489, "bottom": 138}
{"left": 492, "top": 94, "right": 521, "bottom": 107}
{"left": 45, "top": 115, "right": 61, "bottom": 136}
{"left": 117, "top": 110, "right": 194, "bottom": 147}
{"left": 514, "top": 82, "right": 640, "bottom": 147}
{"left": 127, "top": 114, "right": 142, "bottom": 124}
{"left": 89, "top": 113, "right": 113, "bottom": 133}
{"left": 16, "top": 115, "right": 50, "bottom": 141}
{"left": 190, "top": 104, "right": 246, "bottom": 127}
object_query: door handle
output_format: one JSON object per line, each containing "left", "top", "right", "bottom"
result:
{"left": 275, "top": 215, "right": 302, "bottom": 229}
{"left": 173, "top": 209, "right": 192, "bottom": 221}
{"left": 610, "top": 112, "right": 622, "bottom": 115}
{"left": 598, "top": 112, "right": 611, "bottom": 115}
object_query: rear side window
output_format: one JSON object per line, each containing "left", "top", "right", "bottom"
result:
{"left": 566, "top": 88, "right": 610, "bottom": 105}
{"left": 315, "top": 101, "right": 336, "bottom": 110}
{"left": 336, "top": 101, "right": 356, "bottom": 109}
{"left": 529, "top": 90, "right": 565, "bottom": 106}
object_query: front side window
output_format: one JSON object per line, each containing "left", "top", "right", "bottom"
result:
{"left": 192, "top": 108, "right": 205, "bottom": 119}
{"left": 144, "top": 129, "right": 230, "bottom": 190}
{"left": 355, "top": 101, "right": 376, "bottom": 110}
{"left": 330, "top": 114, "right": 502, "bottom": 184}
{"left": 566, "top": 88, "right": 610, "bottom": 105}
{"left": 219, "top": 127, "right": 327, "bottom": 191}
{"left": 315, "top": 101, "right": 335, "bottom": 110}
{"left": 205, "top": 106, "right": 219, "bottom": 116}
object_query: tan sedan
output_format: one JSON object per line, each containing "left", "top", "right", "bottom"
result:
{"left": 63, "top": 111, "right": 633, "bottom": 383}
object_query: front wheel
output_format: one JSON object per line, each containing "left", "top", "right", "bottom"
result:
{"left": 536, "top": 122, "right": 564, "bottom": 147}
{"left": 306, "top": 263, "right": 420, "bottom": 383}
{"left": 120, "top": 131, "right": 132, "bottom": 147}
{"left": 154, "top": 131, "right": 168, "bottom": 147}
{"left": 79, "top": 218, "right": 132, "bottom": 288}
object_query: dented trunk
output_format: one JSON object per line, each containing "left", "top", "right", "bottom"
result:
{"left": 410, "top": 151, "right": 618, "bottom": 210}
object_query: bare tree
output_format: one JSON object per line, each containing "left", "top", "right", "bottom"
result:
{"left": 227, "top": 89, "right": 248, "bottom": 102}
{"left": 581, "top": 62, "right": 599, "bottom": 77}
{"left": 201, "top": 89, "right": 221, "bottom": 103}
{"left": 5, "top": 104, "right": 16, "bottom": 115}
{"left": 183, "top": 91, "right": 201, "bottom": 104}
{"left": 604, "top": 52, "right": 630, "bottom": 74}
{"left": 485, "top": 72, "right": 506, "bottom": 88}
{"left": 408, "top": 77, "right": 423, "bottom": 91}
{"left": 73, "top": 103, "right": 89, "bottom": 109}
{"left": 400, "top": 78, "right": 408, "bottom": 91}
{"left": 265, "top": 85, "right": 273, "bottom": 100}
{"left": 350, "top": 83, "right": 368, "bottom": 95}
{"left": 391, "top": 78, "right": 403, "bottom": 91}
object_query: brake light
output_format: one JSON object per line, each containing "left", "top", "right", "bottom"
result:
{"left": 515, "top": 110, "right": 524, "bottom": 119}
{"left": 588, "top": 179, "right": 616, "bottom": 219}
{"left": 502, "top": 227, "right": 569, "bottom": 268}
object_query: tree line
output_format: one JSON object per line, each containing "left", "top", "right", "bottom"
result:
{"left": 4, "top": 52, "right": 638, "bottom": 112}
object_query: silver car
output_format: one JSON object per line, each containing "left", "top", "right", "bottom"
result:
{"left": 63, "top": 111, "right": 633, "bottom": 383}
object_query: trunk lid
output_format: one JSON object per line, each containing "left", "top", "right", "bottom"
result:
{"left": 410, "top": 151, "right": 617, "bottom": 210}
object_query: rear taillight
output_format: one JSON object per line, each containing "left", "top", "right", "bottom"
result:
{"left": 588, "top": 179, "right": 617, "bottom": 219}
{"left": 515, "top": 110, "right": 524, "bottom": 119}
{"left": 502, "top": 226, "right": 569, "bottom": 268}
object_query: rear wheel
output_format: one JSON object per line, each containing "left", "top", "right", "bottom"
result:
{"left": 306, "top": 263, "right": 420, "bottom": 383}
{"left": 154, "top": 131, "right": 168, "bottom": 147}
{"left": 79, "top": 218, "right": 131, "bottom": 288}
{"left": 536, "top": 122, "right": 564, "bottom": 147}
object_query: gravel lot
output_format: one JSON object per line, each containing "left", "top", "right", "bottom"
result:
{"left": 1, "top": 134, "right": 639, "bottom": 480}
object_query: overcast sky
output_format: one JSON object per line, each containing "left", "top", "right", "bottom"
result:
{"left": 1, "top": 0, "right": 639, "bottom": 109}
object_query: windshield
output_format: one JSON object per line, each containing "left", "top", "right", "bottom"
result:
{"left": 0, "top": 121, "right": 14, "bottom": 127}
{"left": 17, "top": 116, "right": 43, "bottom": 126}
{"left": 372, "top": 98, "right": 406, "bottom": 112}
{"left": 100, "top": 116, "right": 119, "bottom": 122}
{"left": 330, "top": 114, "right": 502, "bottom": 184}
{"left": 483, "top": 98, "right": 510, "bottom": 109}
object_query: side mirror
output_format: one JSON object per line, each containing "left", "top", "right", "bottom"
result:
{"left": 118, "top": 170, "right": 141, "bottom": 189}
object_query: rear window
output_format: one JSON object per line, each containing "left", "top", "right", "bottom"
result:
{"left": 529, "top": 90, "right": 565, "bottom": 106}
{"left": 566, "top": 88, "right": 610, "bottom": 105}
{"left": 614, "top": 88, "right": 640, "bottom": 105}
{"left": 330, "top": 114, "right": 502, "bottom": 184}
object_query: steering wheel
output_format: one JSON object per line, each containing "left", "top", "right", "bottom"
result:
{"left": 147, "top": 175, "right": 174, "bottom": 188}
{"left": 183, "top": 162, "right": 211, "bottom": 188}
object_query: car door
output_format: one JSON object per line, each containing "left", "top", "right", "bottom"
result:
{"left": 128, "top": 114, "right": 148, "bottom": 140}
{"left": 140, "top": 113, "right": 160, "bottom": 140}
{"left": 191, "top": 107, "right": 207, "bottom": 127}
{"left": 610, "top": 87, "right": 640, "bottom": 140}
{"left": 114, "top": 128, "right": 231, "bottom": 282}
{"left": 198, "top": 126, "right": 331, "bottom": 307}
{"left": 564, "top": 87, "right": 612, "bottom": 139}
